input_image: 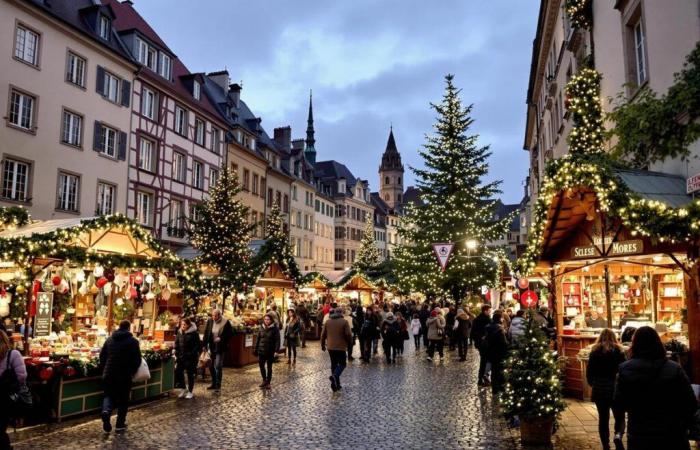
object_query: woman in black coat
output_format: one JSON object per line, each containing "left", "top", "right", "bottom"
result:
{"left": 254, "top": 314, "right": 280, "bottom": 389}
{"left": 485, "top": 312, "right": 509, "bottom": 394}
{"left": 586, "top": 328, "right": 626, "bottom": 450}
{"left": 614, "top": 326, "right": 697, "bottom": 450}
{"left": 175, "top": 317, "right": 202, "bottom": 398}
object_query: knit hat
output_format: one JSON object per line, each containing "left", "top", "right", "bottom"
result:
{"left": 430, "top": 310, "right": 438, "bottom": 317}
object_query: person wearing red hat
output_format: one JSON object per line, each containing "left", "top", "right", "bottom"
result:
{"left": 426, "top": 308, "right": 446, "bottom": 362}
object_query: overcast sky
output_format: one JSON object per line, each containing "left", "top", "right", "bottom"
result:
{"left": 134, "top": 0, "right": 537, "bottom": 204}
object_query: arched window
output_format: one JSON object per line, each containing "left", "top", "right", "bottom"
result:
{"left": 384, "top": 194, "right": 390, "bottom": 202}
{"left": 385, "top": 176, "right": 390, "bottom": 185}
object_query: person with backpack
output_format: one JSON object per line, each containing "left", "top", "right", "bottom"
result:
{"left": 426, "top": 308, "right": 446, "bottom": 362}
{"left": 0, "top": 330, "right": 27, "bottom": 449}
{"left": 471, "top": 304, "right": 492, "bottom": 385}
{"left": 381, "top": 312, "right": 400, "bottom": 364}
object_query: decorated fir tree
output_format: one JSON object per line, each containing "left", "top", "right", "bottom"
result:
{"left": 353, "top": 214, "right": 381, "bottom": 273}
{"left": 253, "top": 202, "right": 302, "bottom": 283}
{"left": 188, "top": 167, "right": 256, "bottom": 291}
{"left": 566, "top": 67, "right": 605, "bottom": 155}
{"left": 394, "top": 74, "right": 512, "bottom": 299}
{"left": 500, "top": 312, "right": 565, "bottom": 426}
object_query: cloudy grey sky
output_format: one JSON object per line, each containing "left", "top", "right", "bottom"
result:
{"left": 134, "top": 0, "right": 537, "bottom": 203}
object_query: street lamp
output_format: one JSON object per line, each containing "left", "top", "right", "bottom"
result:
{"left": 466, "top": 240, "right": 478, "bottom": 250}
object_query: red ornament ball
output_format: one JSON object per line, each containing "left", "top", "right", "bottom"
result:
{"left": 96, "top": 277, "right": 108, "bottom": 288}
{"left": 52, "top": 276, "right": 62, "bottom": 286}
{"left": 517, "top": 278, "right": 530, "bottom": 290}
{"left": 133, "top": 272, "right": 144, "bottom": 285}
{"left": 39, "top": 366, "right": 54, "bottom": 381}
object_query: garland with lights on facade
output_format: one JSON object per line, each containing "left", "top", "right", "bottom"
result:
{"left": 353, "top": 214, "right": 381, "bottom": 273}
{"left": 0, "top": 206, "right": 30, "bottom": 230}
{"left": 393, "top": 74, "right": 514, "bottom": 300}
{"left": 499, "top": 312, "right": 565, "bottom": 424}
{"left": 188, "top": 167, "right": 257, "bottom": 292}
{"left": 565, "top": 0, "right": 592, "bottom": 29}
{"left": 566, "top": 68, "right": 605, "bottom": 155}
{"left": 252, "top": 202, "right": 303, "bottom": 284}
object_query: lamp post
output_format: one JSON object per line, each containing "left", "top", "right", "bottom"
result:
{"left": 465, "top": 239, "right": 478, "bottom": 300}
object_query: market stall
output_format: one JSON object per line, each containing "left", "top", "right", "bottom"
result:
{"left": 298, "top": 273, "right": 333, "bottom": 340}
{"left": 0, "top": 214, "right": 187, "bottom": 420}
{"left": 333, "top": 272, "right": 382, "bottom": 307}
{"left": 519, "top": 164, "right": 698, "bottom": 397}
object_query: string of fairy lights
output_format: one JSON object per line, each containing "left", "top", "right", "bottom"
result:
{"left": 353, "top": 214, "right": 381, "bottom": 272}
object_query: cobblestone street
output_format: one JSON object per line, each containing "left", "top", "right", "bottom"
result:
{"left": 7, "top": 341, "right": 614, "bottom": 450}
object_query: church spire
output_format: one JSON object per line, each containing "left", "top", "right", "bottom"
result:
{"left": 306, "top": 90, "right": 315, "bottom": 149}
{"left": 380, "top": 126, "right": 403, "bottom": 172}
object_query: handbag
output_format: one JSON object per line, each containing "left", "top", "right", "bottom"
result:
{"left": 1, "top": 350, "right": 32, "bottom": 414}
{"left": 132, "top": 357, "right": 151, "bottom": 383}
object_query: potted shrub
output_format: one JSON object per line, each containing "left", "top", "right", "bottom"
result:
{"left": 499, "top": 311, "right": 565, "bottom": 445}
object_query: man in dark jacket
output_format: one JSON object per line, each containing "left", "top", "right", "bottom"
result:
{"left": 485, "top": 312, "right": 509, "bottom": 394}
{"left": 99, "top": 320, "right": 141, "bottom": 433}
{"left": 445, "top": 306, "right": 457, "bottom": 350}
{"left": 454, "top": 309, "right": 472, "bottom": 361}
{"left": 321, "top": 308, "right": 352, "bottom": 391}
{"left": 418, "top": 304, "right": 430, "bottom": 347}
{"left": 296, "top": 302, "right": 310, "bottom": 348}
{"left": 202, "top": 309, "right": 233, "bottom": 391}
{"left": 471, "top": 304, "right": 492, "bottom": 386}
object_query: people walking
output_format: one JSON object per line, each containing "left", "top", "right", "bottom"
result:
{"left": 360, "top": 306, "right": 378, "bottom": 362}
{"left": 419, "top": 304, "right": 430, "bottom": 347}
{"left": 411, "top": 313, "right": 422, "bottom": 350}
{"left": 202, "top": 309, "right": 234, "bottom": 391}
{"left": 297, "top": 302, "right": 310, "bottom": 348}
{"left": 353, "top": 305, "right": 365, "bottom": 360}
{"left": 283, "top": 310, "right": 301, "bottom": 365}
{"left": 372, "top": 307, "right": 382, "bottom": 355}
{"left": 321, "top": 307, "right": 352, "bottom": 392}
{"left": 426, "top": 308, "right": 446, "bottom": 362}
{"left": 396, "top": 312, "right": 408, "bottom": 357}
{"left": 614, "top": 326, "right": 696, "bottom": 450}
{"left": 344, "top": 307, "right": 355, "bottom": 361}
{"left": 471, "top": 304, "right": 492, "bottom": 386}
{"left": 508, "top": 309, "right": 526, "bottom": 346}
{"left": 586, "top": 329, "right": 626, "bottom": 450}
{"left": 0, "top": 329, "right": 27, "bottom": 449}
{"left": 445, "top": 306, "right": 456, "bottom": 350}
{"left": 99, "top": 320, "right": 141, "bottom": 433}
{"left": 175, "top": 318, "right": 201, "bottom": 399}
{"left": 485, "top": 312, "right": 509, "bottom": 394}
{"left": 381, "top": 312, "right": 400, "bottom": 364}
{"left": 454, "top": 308, "right": 472, "bottom": 361}
{"left": 255, "top": 314, "right": 280, "bottom": 390}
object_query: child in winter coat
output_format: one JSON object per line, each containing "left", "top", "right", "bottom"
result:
{"left": 411, "top": 313, "right": 422, "bottom": 350}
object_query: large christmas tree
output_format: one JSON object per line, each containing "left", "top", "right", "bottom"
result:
{"left": 188, "top": 167, "right": 256, "bottom": 291}
{"left": 353, "top": 214, "right": 381, "bottom": 273}
{"left": 253, "top": 202, "right": 302, "bottom": 283}
{"left": 394, "top": 74, "right": 512, "bottom": 300}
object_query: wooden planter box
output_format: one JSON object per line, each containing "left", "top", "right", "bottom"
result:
{"left": 223, "top": 333, "right": 257, "bottom": 367}
{"left": 56, "top": 358, "right": 174, "bottom": 421}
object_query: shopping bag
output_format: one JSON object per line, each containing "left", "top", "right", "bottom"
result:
{"left": 198, "top": 350, "right": 211, "bottom": 369}
{"left": 132, "top": 357, "right": 151, "bottom": 382}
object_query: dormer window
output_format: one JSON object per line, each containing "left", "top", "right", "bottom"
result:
{"left": 136, "top": 37, "right": 157, "bottom": 71}
{"left": 193, "top": 81, "right": 200, "bottom": 100}
{"left": 158, "top": 53, "right": 172, "bottom": 80}
{"left": 98, "top": 15, "right": 110, "bottom": 40}
{"left": 250, "top": 138, "right": 256, "bottom": 150}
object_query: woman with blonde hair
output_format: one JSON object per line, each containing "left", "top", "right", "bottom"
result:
{"left": 0, "top": 329, "right": 27, "bottom": 448}
{"left": 586, "top": 328, "right": 626, "bottom": 450}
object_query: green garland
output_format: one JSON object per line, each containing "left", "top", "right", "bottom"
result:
{"left": 0, "top": 206, "right": 29, "bottom": 229}
{"left": 567, "top": 68, "right": 605, "bottom": 155}
{"left": 565, "top": 0, "right": 592, "bottom": 29}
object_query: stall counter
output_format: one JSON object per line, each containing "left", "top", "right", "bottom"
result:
{"left": 560, "top": 334, "right": 597, "bottom": 400}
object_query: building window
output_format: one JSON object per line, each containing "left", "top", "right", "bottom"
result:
{"left": 158, "top": 53, "right": 172, "bottom": 80}
{"left": 175, "top": 106, "right": 187, "bottom": 136}
{"left": 252, "top": 173, "right": 259, "bottom": 195}
{"left": 98, "top": 15, "right": 110, "bottom": 40}
{"left": 96, "top": 182, "right": 115, "bottom": 215}
{"left": 1, "top": 159, "right": 29, "bottom": 202}
{"left": 292, "top": 185, "right": 297, "bottom": 201}
{"left": 633, "top": 20, "right": 648, "bottom": 85}
{"left": 56, "top": 172, "right": 80, "bottom": 212}
{"left": 296, "top": 211, "right": 302, "bottom": 228}
{"left": 209, "top": 168, "right": 219, "bottom": 188}
{"left": 136, "top": 191, "right": 153, "bottom": 226}
{"left": 173, "top": 152, "right": 186, "bottom": 182}
{"left": 242, "top": 169, "right": 250, "bottom": 191}
{"left": 189, "top": 202, "right": 201, "bottom": 223}
{"left": 193, "top": 161, "right": 204, "bottom": 189}
{"left": 138, "top": 137, "right": 156, "bottom": 172}
{"left": 194, "top": 118, "right": 205, "bottom": 145}
{"left": 99, "top": 124, "right": 118, "bottom": 158}
{"left": 260, "top": 177, "right": 266, "bottom": 198}
{"left": 267, "top": 188, "right": 274, "bottom": 207}
{"left": 142, "top": 87, "right": 156, "bottom": 120}
{"left": 8, "top": 89, "right": 35, "bottom": 131}
{"left": 66, "top": 52, "right": 86, "bottom": 87}
{"left": 14, "top": 24, "right": 39, "bottom": 66}
{"left": 136, "top": 37, "right": 157, "bottom": 71}
{"left": 193, "top": 81, "right": 200, "bottom": 100}
{"left": 61, "top": 110, "right": 82, "bottom": 147}
{"left": 211, "top": 126, "right": 221, "bottom": 154}
{"left": 169, "top": 199, "right": 184, "bottom": 236}
{"left": 103, "top": 71, "right": 119, "bottom": 103}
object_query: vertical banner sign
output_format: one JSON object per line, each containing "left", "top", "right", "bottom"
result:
{"left": 34, "top": 291, "right": 54, "bottom": 337}
{"left": 432, "top": 243, "right": 455, "bottom": 272}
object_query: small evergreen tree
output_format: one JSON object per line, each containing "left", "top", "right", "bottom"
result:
{"left": 500, "top": 312, "right": 565, "bottom": 423}
{"left": 353, "top": 213, "right": 381, "bottom": 272}
{"left": 189, "top": 167, "right": 256, "bottom": 291}
{"left": 253, "top": 202, "right": 302, "bottom": 283}
{"left": 394, "top": 74, "right": 512, "bottom": 299}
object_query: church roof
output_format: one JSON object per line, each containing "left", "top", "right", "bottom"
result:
{"left": 379, "top": 129, "right": 404, "bottom": 172}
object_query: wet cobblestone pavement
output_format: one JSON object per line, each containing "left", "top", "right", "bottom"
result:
{"left": 10, "top": 342, "right": 625, "bottom": 449}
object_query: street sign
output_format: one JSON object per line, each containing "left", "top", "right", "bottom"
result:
{"left": 432, "top": 243, "right": 455, "bottom": 272}
{"left": 688, "top": 173, "right": 700, "bottom": 194}
{"left": 521, "top": 289, "right": 538, "bottom": 308}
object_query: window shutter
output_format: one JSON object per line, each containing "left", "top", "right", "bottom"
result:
{"left": 96, "top": 66, "right": 105, "bottom": 95}
{"left": 93, "top": 121, "right": 103, "bottom": 152}
{"left": 121, "top": 80, "right": 131, "bottom": 107}
{"left": 117, "top": 131, "right": 127, "bottom": 160}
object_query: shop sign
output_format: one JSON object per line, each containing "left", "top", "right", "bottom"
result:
{"left": 432, "top": 243, "right": 454, "bottom": 272}
{"left": 245, "top": 334, "right": 253, "bottom": 347}
{"left": 571, "top": 239, "right": 643, "bottom": 259}
{"left": 688, "top": 173, "right": 700, "bottom": 194}
{"left": 34, "top": 291, "right": 54, "bottom": 337}
{"left": 521, "top": 290, "right": 538, "bottom": 308}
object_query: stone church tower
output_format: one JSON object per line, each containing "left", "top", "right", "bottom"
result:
{"left": 379, "top": 127, "right": 404, "bottom": 210}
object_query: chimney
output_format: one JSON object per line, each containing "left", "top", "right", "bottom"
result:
{"left": 229, "top": 83, "right": 241, "bottom": 108}
{"left": 207, "top": 70, "right": 229, "bottom": 92}
{"left": 291, "top": 139, "right": 305, "bottom": 151}
{"left": 273, "top": 127, "right": 291, "bottom": 151}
